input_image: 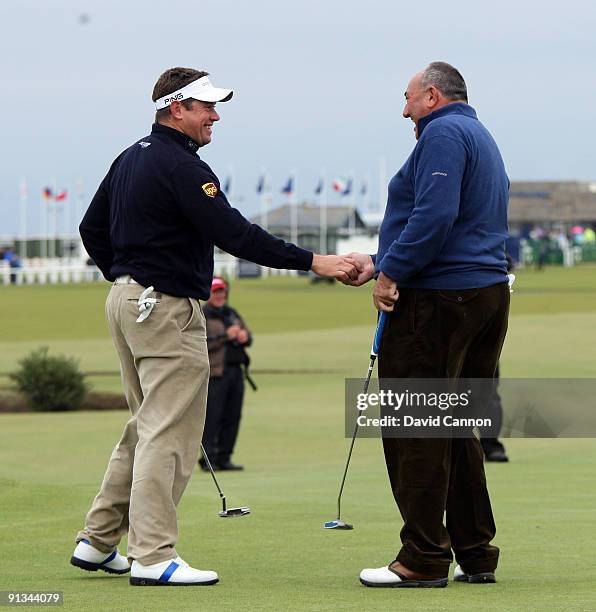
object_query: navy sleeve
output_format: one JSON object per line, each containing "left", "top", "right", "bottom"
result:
{"left": 172, "top": 162, "right": 313, "bottom": 271}
{"left": 376, "top": 135, "right": 465, "bottom": 283}
{"left": 79, "top": 177, "right": 116, "bottom": 281}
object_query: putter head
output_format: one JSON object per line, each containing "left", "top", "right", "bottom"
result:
{"left": 219, "top": 506, "right": 251, "bottom": 518}
{"left": 324, "top": 519, "right": 353, "bottom": 530}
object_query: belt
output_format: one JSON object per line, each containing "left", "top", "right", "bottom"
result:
{"left": 115, "top": 275, "right": 138, "bottom": 285}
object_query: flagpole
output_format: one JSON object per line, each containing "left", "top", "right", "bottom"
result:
{"left": 348, "top": 170, "right": 355, "bottom": 236}
{"left": 40, "top": 188, "right": 47, "bottom": 259}
{"left": 65, "top": 185, "right": 70, "bottom": 256}
{"left": 56, "top": 188, "right": 70, "bottom": 260}
{"left": 55, "top": 182, "right": 63, "bottom": 259}
{"left": 263, "top": 175, "right": 269, "bottom": 233}
{"left": 259, "top": 168, "right": 269, "bottom": 233}
{"left": 263, "top": 173, "right": 269, "bottom": 278}
{"left": 290, "top": 172, "right": 298, "bottom": 246}
{"left": 19, "top": 179, "right": 28, "bottom": 260}
{"left": 49, "top": 178, "right": 57, "bottom": 259}
{"left": 75, "top": 180, "right": 85, "bottom": 260}
{"left": 76, "top": 179, "right": 85, "bottom": 227}
{"left": 363, "top": 173, "right": 370, "bottom": 210}
{"left": 319, "top": 170, "right": 328, "bottom": 255}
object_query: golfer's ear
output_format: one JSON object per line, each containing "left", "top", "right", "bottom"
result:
{"left": 427, "top": 86, "right": 440, "bottom": 106}
{"left": 169, "top": 100, "right": 184, "bottom": 119}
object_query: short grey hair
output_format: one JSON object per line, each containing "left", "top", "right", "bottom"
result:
{"left": 421, "top": 62, "right": 468, "bottom": 102}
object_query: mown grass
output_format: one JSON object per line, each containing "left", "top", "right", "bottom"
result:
{"left": 0, "top": 266, "right": 595, "bottom": 610}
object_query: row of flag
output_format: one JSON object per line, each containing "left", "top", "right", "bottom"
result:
{"left": 42, "top": 187, "right": 69, "bottom": 202}
{"left": 222, "top": 176, "right": 368, "bottom": 197}
{"left": 37, "top": 178, "right": 366, "bottom": 201}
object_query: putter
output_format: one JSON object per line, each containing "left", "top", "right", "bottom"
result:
{"left": 201, "top": 444, "right": 251, "bottom": 518}
{"left": 324, "top": 311, "right": 387, "bottom": 530}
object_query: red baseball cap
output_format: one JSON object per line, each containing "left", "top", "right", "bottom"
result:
{"left": 211, "top": 276, "right": 228, "bottom": 292}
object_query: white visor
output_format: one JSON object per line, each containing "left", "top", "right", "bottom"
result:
{"left": 155, "top": 76, "right": 233, "bottom": 110}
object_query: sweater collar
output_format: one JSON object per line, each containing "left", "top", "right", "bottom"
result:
{"left": 417, "top": 102, "right": 477, "bottom": 137}
{"left": 151, "top": 123, "right": 200, "bottom": 154}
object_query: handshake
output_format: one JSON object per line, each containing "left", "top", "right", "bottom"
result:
{"left": 311, "top": 252, "right": 398, "bottom": 312}
{"left": 311, "top": 252, "right": 375, "bottom": 287}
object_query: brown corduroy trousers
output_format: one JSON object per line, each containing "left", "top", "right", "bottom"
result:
{"left": 378, "top": 282, "right": 510, "bottom": 577}
{"left": 76, "top": 283, "right": 209, "bottom": 565}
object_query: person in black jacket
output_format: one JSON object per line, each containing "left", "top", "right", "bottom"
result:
{"left": 479, "top": 254, "right": 515, "bottom": 462}
{"left": 74, "top": 66, "right": 359, "bottom": 586}
{"left": 201, "top": 277, "right": 251, "bottom": 471}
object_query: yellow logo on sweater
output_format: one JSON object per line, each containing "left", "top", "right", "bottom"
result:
{"left": 202, "top": 182, "right": 218, "bottom": 198}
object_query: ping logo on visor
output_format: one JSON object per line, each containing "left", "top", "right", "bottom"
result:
{"left": 202, "top": 182, "right": 218, "bottom": 198}
{"left": 154, "top": 76, "right": 233, "bottom": 109}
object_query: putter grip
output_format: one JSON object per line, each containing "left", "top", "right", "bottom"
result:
{"left": 371, "top": 311, "right": 387, "bottom": 357}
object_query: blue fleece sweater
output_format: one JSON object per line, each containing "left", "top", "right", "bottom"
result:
{"left": 376, "top": 103, "right": 509, "bottom": 289}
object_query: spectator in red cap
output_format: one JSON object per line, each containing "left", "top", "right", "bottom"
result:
{"left": 200, "top": 276, "right": 252, "bottom": 470}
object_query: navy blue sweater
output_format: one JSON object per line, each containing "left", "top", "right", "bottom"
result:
{"left": 376, "top": 103, "right": 509, "bottom": 289}
{"left": 80, "top": 124, "right": 312, "bottom": 299}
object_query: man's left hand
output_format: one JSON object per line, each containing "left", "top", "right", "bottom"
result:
{"left": 373, "top": 272, "right": 399, "bottom": 312}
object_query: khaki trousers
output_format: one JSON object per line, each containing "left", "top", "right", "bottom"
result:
{"left": 76, "top": 283, "right": 209, "bottom": 565}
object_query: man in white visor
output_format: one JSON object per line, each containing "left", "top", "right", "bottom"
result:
{"left": 74, "top": 67, "right": 360, "bottom": 587}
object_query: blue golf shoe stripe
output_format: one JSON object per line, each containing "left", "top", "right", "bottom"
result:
{"left": 101, "top": 550, "right": 117, "bottom": 565}
{"left": 159, "top": 561, "right": 179, "bottom": 582}
{"left": 81, "top": 539, "right": 90, "bottom": 545}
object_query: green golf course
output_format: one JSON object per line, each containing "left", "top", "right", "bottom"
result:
{"left": 1, "top": 266, "right": 595, "bottom": 610}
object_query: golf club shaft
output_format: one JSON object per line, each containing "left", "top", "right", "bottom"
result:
{"left": 335, "top": 311, "right": 387, "bottom": 520}
{"left": 336, "top": 357, "right": 375, "bottom": 520}
{"left": 201, "top": 443, "right": 227, "bottom": 512}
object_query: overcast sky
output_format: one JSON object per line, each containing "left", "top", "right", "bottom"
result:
{"left": 1, "top": 0, "right": 595, "bottom": 235}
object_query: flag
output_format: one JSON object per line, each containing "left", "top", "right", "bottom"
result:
{"left": 314, "top": 178, "right": 324, "bottom": 195}
{"left": 223, "top": 176, "right": 231, "bottom": 193}
{"left": 256, "top": 175, "right": 265, "bottom": 194}
{"left": 342, "top": 178, "right": 353, "bottom": 196}
{"left": 55, "top": 190, "right": 68, "bottom": 202}
{"left": 42, "top": 187, "right": 53, "bottom": 200}
{"left": 281, "top": 177, "right": 293, "bottom": 195}
{"left": 332, "top": 177, "right": 347, "bottom": 192}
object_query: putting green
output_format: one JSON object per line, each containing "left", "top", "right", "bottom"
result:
{"left": 1, "top": 266, "right": 595, "bottom": 610}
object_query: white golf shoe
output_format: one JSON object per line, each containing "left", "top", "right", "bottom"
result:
{"left": 70, "top": 539, "right": 130, "bottom": 574}
{"left": 130, "top": 556, "right": 219, "bottom": 586}
{"left": 360, "top": 565, "right": 448, "bottom": 588}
